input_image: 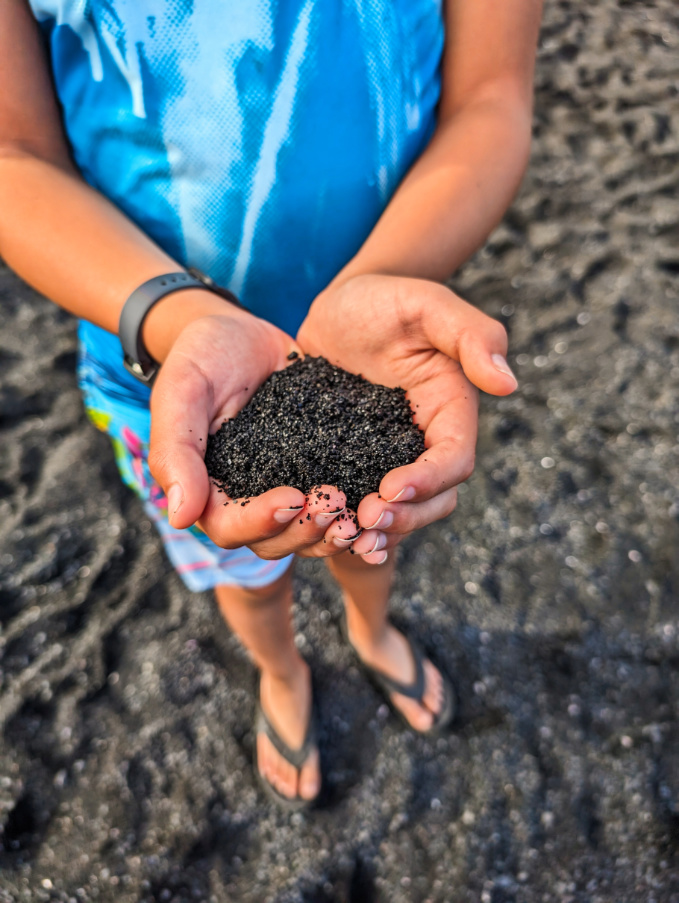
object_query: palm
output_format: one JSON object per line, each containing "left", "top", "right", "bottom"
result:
{"left": 149, "top": 309, "right": 389, "bottom": 563}
{"left": 148, "top": 310, "right": 303, "bottom": 532}
{"left": 171, "top": 313, "right": 295, "bottom": 429}
{"left": 298, "top": 275, "right": 480, "bottom": 490}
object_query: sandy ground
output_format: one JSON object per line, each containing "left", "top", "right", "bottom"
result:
{"left": 1, "top": 1, "right": 678, "bottom": 901}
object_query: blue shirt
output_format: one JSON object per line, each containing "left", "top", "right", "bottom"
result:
{"left": 30, "top": 0, "right": 444, "bottom": 396}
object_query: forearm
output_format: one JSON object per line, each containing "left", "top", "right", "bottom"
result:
{"left": 0, "top": 149, "right": 239, "bottom": 363}
{"left": 333, "top": 91, "right": 532, "bottom": 286}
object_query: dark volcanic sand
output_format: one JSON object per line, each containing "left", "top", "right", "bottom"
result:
{"left": 205, "top": 356, "right": 425, "bottom": 511}
{"left": 1, "top": 2, "right": 679, "bottom": 901}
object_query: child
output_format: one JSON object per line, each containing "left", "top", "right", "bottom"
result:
{"left": 0, "top": 0, "right": 542, "bottom": 807}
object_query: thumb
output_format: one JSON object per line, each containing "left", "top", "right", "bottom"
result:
{"left": 425, "top": 288, "right": 518, "bottom": 396}
{"left": 148, "top": 359, "right": 212, "bottom": 529}
{"left": 457, "top": 324, "right": 518, "bottom": 396}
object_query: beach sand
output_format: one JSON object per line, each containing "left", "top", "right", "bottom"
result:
{"left": 1, "top": 1, "right": 678, "bottom": 900}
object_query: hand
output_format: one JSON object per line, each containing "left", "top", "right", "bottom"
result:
{"left": 296, "top": 273, "right": 518, "bottom": 546}
{"left": 148, "top": 309, "right": 388, "bottom": 561}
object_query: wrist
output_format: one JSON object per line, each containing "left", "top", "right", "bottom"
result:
{"left": 142, "top": 287, "right": 250, "bottom": 364}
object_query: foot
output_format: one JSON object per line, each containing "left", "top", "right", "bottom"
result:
{"left": 346, "top": 621, "right": 446, "bottom": 732}
{"left": 257, "top": 663, "right": 321, "bottom": 802}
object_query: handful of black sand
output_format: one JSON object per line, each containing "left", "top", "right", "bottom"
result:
{"left": 205, "top": 356, "right": 425, "bottom": 511}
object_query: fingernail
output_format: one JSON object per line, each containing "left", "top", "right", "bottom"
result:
{"left": 385, "top": 486, "right": 415, "bottom": 503}
{"left": 333, "top": 529, "right": 363, "bottom": 545}
{"left": 367, "top": 551, "right": 388, "bottom": 565}
{"left": 315, "top": 507, "right": 345, "bottom": 526}
{"left": 274, "top": 506, "right": 303, "bottom": 523}
{"left": 167, "top": 484, "right": 184, "bottom": 520}
{"left": 368, "top": 532, "right": 387, "bottom": 554}
{"left": 365, "top": 510, "right": 393, "bottom": 530}
{"left": 491, "top": 354, "right": 518, "bottom": 386}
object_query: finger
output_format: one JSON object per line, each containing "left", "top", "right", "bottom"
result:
{"left": 247, "top": 485, "right": 347, "bottom": 559}
{"left": 357, "top": 486, "right": 458, "bottom": 535}
{"left": 309, "top": 505, "right": 385, "bottom": 557}
{"left": 149, "top": 356, "right": 213, "bottom": 529}
{"left": 278, "top": 500, "right": 375, "bottom": 560}
{"left": 458, "top": 326, "right": 518, "bottom": 396}
{"left": 295, "top": 523, "right": 402, "bottom": 561}
{"left": 354, "top": 529, "right": 399, "bottom": 560}
{"left": 378, "top": 438, "right": 473, "bottom": 506}
{"left": 332, "top": 530, "right": 405, "bottom": 565}
{"left": 323, "top": 509, "right": 362, "bottom": 545}
{"left": 423, "top": 290, "right": 518, "bottom": 396}
{"left": 198, "top": 483, "right": 308, "bottom": 550}
{"left": 361, "top": 548, "right": 390, "bottom": 566}
{"left": 378, "top": 380, "right": 478, "bottom": 505}
{"left": 294, "top": 523, "right": 366, "bottom": 559}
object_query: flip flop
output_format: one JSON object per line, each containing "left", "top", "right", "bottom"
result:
{"left": 340, "top": 613, "right": 456, "bottom": 734}
{"left": 253, "top": 685, "right": 321, "bottom": 811}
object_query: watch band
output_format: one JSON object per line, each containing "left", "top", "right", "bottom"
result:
{"left": 119, "top": 269, "right": 242, "bottom": 385}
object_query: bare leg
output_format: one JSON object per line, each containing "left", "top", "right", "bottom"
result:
{"left": 326, "top": 552, "right": 445, "bottom": 731}
{"left": 214, "top": 567, "right": 320, "bottom": 801}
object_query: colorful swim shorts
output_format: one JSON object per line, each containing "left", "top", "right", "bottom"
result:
{"left": 77, "top": 327, "right": 293, "bottom": 593}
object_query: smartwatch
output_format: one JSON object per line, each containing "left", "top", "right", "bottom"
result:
{"left": 118, "top": 268, "right": 242, "bottom": 384}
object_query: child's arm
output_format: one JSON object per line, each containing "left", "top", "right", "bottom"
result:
{"left": 297, "top": 0, "right": 543, "bottom": 544}
{"left": 0, "top": 2, "right": 242, "bottom": 358}
{"left": 0, "top": 0, "right": 366, "bottom": 563}
{"left": 334, "top": 0, "right": 543, "bottom": 285}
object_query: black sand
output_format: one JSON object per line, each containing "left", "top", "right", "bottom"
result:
{"left": 205, "top": 356, "right": 425, "bottom": 511}
{"left": 1, "top": 2, "right": 678, "bottom": 900}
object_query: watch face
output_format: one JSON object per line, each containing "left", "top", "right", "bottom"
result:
{"left": 119, "top": 272, "right": 199, "bottom": 386}
{"left": 120, "top": 271, "right": 239, "bottom": 388}
{"left": 123, "top": 354, "right": 158, "bottom": 385}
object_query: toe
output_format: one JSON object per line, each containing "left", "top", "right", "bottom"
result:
{"left": 276, "top": 754, "right": 299, "bottom": 800}
{"left": 299, "top": 748, "right": 321, "bottom": 801}
{"left": 257, "top": 733, "right": 269, "bottom": 773}
{"left": 258, "top": 734, "right": 297, "bottom": 800}
{"left": 258, "top": 735, "right": 281, "bottom": 791}
{"left": 422, "top": 660, "right": 443, "bottom": 717}
{"left": 257, "top": 733, "right": 271, "bottom": 784}
{"left": 391, "top": 691, "right": 434, "bottom": 732}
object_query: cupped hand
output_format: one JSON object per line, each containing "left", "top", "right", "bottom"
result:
{"left": 296, "top": 273, "right": 518, "bottom": 538}
{"left": 148, "top": 309, "right": 385, "bottom": 561}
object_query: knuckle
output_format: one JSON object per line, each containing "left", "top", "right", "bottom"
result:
{"left": 247, "top": 544, "right": 280, "bottom": 561}
{"left": 384, "top": 534, "right": 404, "bottom": 549}
{"left": 446, "top": 488, "right": 459, "bottom": 514}
{"left": 426, "top": 504, "right": 455, "bottom": 528}
{"left": 215, "top": 534, "right": 242, "bottom": 551}
{"left": 307, "top": 543, "right": 336, "bottom": 560}
{"left": 458, "top": 453, "right": 476, "bottom": 484}
{"left": 209, "top": 522, "right": 244, "bottom": 551}
{"left": 147, "top": 446, "right": 170, "bottom": 482}
{"left": 390, "top": 512, "right": 416, "bottom": 536}
{"left": 489, "top": 319, "right": 509, "bottom": 350}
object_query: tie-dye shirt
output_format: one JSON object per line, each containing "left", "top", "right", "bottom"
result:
{"left": 30, "top": 0, "right": 444, "bottom": 394}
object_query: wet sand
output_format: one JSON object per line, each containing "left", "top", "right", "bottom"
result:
{"left": 1, "top": 2, "right": 678, "bottom": 900}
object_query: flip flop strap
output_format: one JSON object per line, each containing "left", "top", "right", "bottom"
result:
{"left": 368, "top": 637, "right": 426, "bottom": 702}
{"left": 255, "top": 704, "right": 317, "bottom": 770}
